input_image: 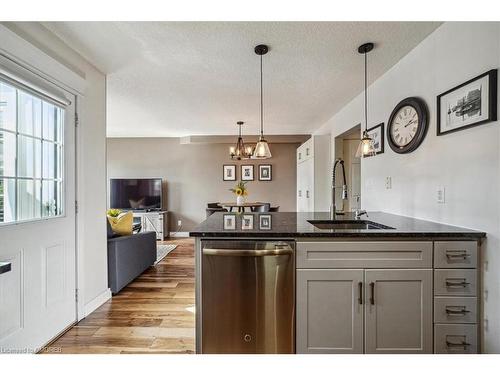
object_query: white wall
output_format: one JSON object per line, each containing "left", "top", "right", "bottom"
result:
{"left": 315, "top": 22, "right": 500, "bottom": 352}
{"left": 3, "top": 22, "right": 109, "bottom": 314}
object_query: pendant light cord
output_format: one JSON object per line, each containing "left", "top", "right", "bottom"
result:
{"left": 364, "top": 50, "right": 368, "bottom": 132}
{"left": 260, "top": 54, "right": 264, "bottom": 138}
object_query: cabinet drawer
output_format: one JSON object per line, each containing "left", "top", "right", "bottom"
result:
{"left": 296, "top": 241, "right": 432, "bottom": 268}
{"left": 434, "top": 269, "right": 477, "bottom": 296}
{"left": 434, "top": 324, "right": 478, "bottom": 354}
{"left": 434, "top": 241, "right": 477, "bottom": 268}
{"left": 434, "top": 297, "right": 477, "bottom": 324}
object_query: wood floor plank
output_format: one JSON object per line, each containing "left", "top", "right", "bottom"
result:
{"left": 43, "top": 238, "right": 195, "bottom": 354}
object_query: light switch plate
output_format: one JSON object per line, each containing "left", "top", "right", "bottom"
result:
{"left": 437, "top": 186, "right": 445, "bottom": 203}
{"left": 385, "top": 176, "right": 392, "bottom": 189}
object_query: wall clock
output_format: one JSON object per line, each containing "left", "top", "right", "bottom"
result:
{"left": 387, "top": 97, "right": 429, "bottom": 154}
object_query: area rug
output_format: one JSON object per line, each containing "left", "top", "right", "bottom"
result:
{"left": 155, "top": 244, "right": 178, "bottom": 265}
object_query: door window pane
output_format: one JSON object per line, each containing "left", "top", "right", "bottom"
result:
{"left": 42, "top": 180, "right": 61, "bottom": 217}
{"left": 42, "top": 102, "right": 58, "bottom": 141}
{"left": 18, "top": 91, "right": 42, "bottom": 137}
{"left": 17, "top": 179, "right": 41, "bottom": 221}
{"left": 0, "top": 131, "right": 16, "bottom": 177}
{"left": 0, "top": 178, "right": 16, "bottom": 223}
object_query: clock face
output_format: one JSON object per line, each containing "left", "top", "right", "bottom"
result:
{"left": 387, "top": 97, "right": 429, "bottom": 154}
{"left": 390, "top": 105, "right": 419, "bottom": 147}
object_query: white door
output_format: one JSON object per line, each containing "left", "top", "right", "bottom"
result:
{"left": 0, "top": 75, "right": 77, "bottom": 352}
{"left": 296, "top": 269, "right": 364, "bottom": 353}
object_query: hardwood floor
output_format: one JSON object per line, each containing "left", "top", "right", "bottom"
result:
{"left": 44, "top": 238, "right": 195, "bottom": 354}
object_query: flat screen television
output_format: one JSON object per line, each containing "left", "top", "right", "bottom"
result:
{"left": 110, "top": 178, "right": 162, "bottom": 210}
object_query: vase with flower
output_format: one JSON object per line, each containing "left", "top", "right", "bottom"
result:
{"left": 229, "top": 181, "right": 249, "bottom": 206}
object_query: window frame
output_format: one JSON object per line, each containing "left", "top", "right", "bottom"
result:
{"left": 0, "top": 78, "right": 66, "bottom": 226}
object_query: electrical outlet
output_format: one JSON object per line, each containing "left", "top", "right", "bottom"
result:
{"left": 177, "top": 220, "right": 182, "bottom": 227}
{"left": 437, "top": 186, "right": 445, "bottom": 204}
{"left": 385, "top": 176, "right": 392, "bottom": 189}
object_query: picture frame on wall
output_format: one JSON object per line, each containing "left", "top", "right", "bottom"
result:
{"left": 241, "top": 215, "right": 254, "bottom": 230}
{"left": 223, "top": 164, "right": 236, "bottom": 181}
{"left": 259, "top": 214, "right": 272, "bottom": 230}
{"left": 366, "top": 123, "right": 384, "bottom": 156}
{"left": 437, "top": 69, "right": 497, "bottom": 136}
{"left": 241, "top": 165, "right": 254, "bottom": 181}
{"left": 223, "top": 214, "right": 236, "bottom": 230}
{"left": 259, "top": 164, "right": 272, "bottom": 181}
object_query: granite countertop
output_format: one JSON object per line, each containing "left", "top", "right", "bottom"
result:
{"left": 189, "top": 211, "right": 486, "bottom": 239}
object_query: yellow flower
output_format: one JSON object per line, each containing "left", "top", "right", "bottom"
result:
{"left": 235, "top": 188, "right": 243, "bottom": 196}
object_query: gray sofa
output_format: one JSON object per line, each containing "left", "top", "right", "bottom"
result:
{"left": 107, "top": 220, "right": 157, "bottom": 294}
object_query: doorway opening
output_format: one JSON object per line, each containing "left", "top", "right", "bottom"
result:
{"left": 334, "top": 124, "right": 361, "bottom": 213}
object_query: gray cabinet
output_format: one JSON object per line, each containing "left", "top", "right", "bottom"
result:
{"left": 296, "top": 241, "right": 433, "bottom": 354}
{"left": 364, "top": 269, "right": 433, "bottom": 354}
{"left": 296, "top": 269, "right": 363, "bottom": 353}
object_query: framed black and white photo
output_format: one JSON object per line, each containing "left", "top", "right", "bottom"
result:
{"left": 259, "top": 214, "right": 272, "bottom": 230}
{"left": 241, "top": 214, "right": 254, "bottom": 230}
{"left": 241, "top": 165, "right": 254, "bottom": 181}
{"left": 223, "top": 164, "right": 236, "bottom": 181}
{"left": 223, "top": 214, "right": 236, "bottom": 230}
{"left": 259, "top": 164, "right": 272, "bottom": 181}
{"left": 366, "top": 123, "right": 384, "bottom": 156}
{"left": 437, "top": 69, "right": 497, "bottom": 136}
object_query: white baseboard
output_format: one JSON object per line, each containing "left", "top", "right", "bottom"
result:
{"left": 83, "top": 288, "right": 111, "bottom": 318}
{"left": 169, "top": 231, "right": 190, "bottom": 238}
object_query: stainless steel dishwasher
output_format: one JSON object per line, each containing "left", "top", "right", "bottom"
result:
{"left": 201, "top": 240, "right": 295, "bottom": 354}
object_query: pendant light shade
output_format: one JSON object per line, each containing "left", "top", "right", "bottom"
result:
{"left": 252, "top": 44, "right": 272, "bottom": 159}
{"left": 355, "top": 42, "right": 376, "bottom": 158}
{"left": 355, "top": 130, "right": 376, "bottom": 158}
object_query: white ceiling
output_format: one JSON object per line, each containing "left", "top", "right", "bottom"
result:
{"left": 43, "top": 22, "right": 441, "bottom": 137}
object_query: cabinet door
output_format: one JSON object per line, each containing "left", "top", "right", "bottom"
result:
{"left": 364, "top": 269, "right": 433, "bottom": 354}
{"left": 296, "top": 269, "right": 364, "bottom": 353}
{"left": 302, "top": 158, "right": 314, "bottom": 212}
{"left": 296, "top": 162, "right": 305, "bottom": 212}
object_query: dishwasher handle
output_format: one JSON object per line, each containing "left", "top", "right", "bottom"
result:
{"left": 203, "top": 246, "right": 293, "bottom": 257}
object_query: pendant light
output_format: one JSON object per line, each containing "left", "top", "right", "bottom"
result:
{"left": 229, "top": 121, "right": 252, "bottom": 160}
{"left": 252, "top": 44, "right": 272, "bottom": 159}
{"left": 355, "top": 42, "right": 377, "bottom": 158}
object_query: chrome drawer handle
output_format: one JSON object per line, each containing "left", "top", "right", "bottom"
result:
{"left": 446, "top": 250, "right": 471, "bottom": 260}
{"left": 446, "top": 340, "right": 471, "bottom": 350}
{"left": 445, "top": 278, "right": 470, "bottom": 288}
{"left": 445, "top": 306, "right": 470, "bottom": 316}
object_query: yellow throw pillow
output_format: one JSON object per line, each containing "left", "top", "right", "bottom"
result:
{"left": 107, "top": 211, "right": 133, "bottom": 236}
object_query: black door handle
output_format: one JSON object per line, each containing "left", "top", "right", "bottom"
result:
{"left": 369, "top": 282, "right": 375, "bottom": 305}
{"left": 358, "top": 282, "right": 363, "bottom": 305}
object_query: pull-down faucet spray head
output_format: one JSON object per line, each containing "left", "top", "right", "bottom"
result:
{"left": 331, "top": 158, "right": 348, "bottom": 218}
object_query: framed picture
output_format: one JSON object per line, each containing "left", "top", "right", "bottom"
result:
{"left": 366, "top": 123, "right": 384, "bottom": 156}
{"left": 259, "top": 164, "right": 272, "bottom": 181}
{"left": 259, "top": 214, "right": 272, "bottom": 230}
{"left": 241, "top": 165, "right": 254, "bottom": 181}
{"left": 437, "top": 69, "right": 497, "bottom": 136}
{"left": 241, "top": 215, "right": 254, "bottom": 230}
{"left": 223, "top": 165, "right": 236, "bottom": 181}
{"left": 223, "top": 214, "right": 236, "bottom": 230}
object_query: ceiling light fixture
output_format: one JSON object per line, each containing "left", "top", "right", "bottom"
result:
{"left": 252, "top": 44, "right": 272, "bottom": 159}
{"left": 229, "top": 121, "right": 253, "bottom": 160}
{"left": 355, "top": 42, "right": 377, "bottom": 158}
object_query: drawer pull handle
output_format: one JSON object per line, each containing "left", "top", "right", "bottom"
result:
{"left": 445, "top": 306, "right": 470, "bottom": 316}
{"left": 446, "top": 250, "right": 471, "bottom": 260}
{"left": 446, "top": 340, "right": 471, "bottom": 350}
{"left": 358, "top": 282, "right": 363, "bottom": 305}
{"left": 445, "top": 278, "right": 470, "bottom": 288}
{"left": 369, "top": 282, "right": 375, "bottom": 305}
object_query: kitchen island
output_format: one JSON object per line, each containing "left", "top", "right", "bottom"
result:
{"left": 190, "top": 211, "right": 485, "bottom": 354}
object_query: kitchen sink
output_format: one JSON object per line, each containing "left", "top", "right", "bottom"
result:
{"left": 307, "top": 220, "right": 394, "bottom": 230}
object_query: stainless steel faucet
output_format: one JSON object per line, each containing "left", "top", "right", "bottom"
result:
{"left": 330, "top": 158, "right": 348, "bottom": 219}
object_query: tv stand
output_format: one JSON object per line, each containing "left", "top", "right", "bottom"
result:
{"left": 132, "top": 210, "right": 168, "bottom": 240}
